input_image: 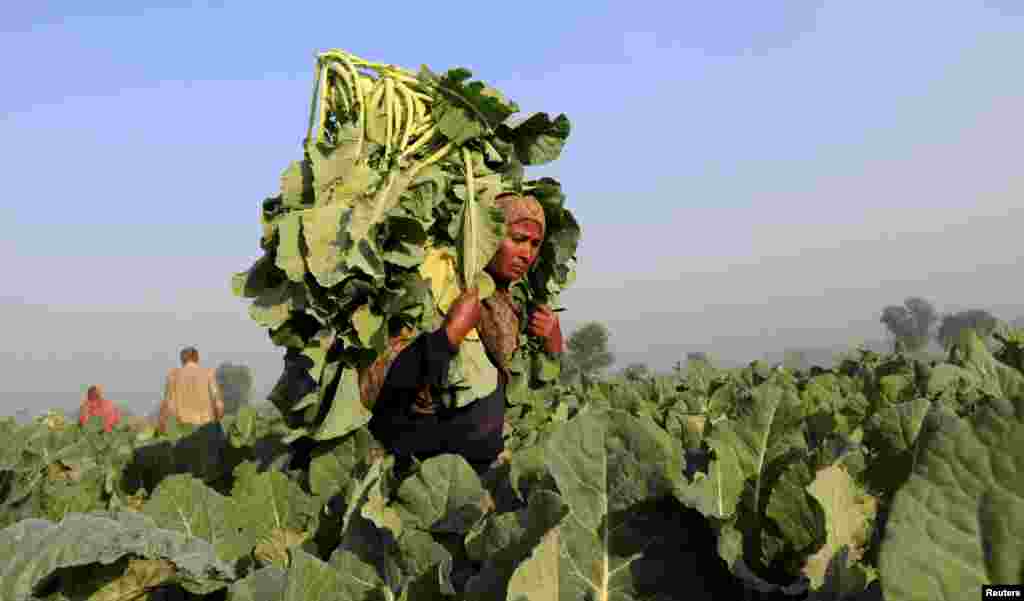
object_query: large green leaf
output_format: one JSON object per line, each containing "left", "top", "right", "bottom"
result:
{"left": 275, "top": 213, "right": 306, "bottom": 282}
{"left": 878, "top": 396, "right": 1024, "bottom": 601}
{"left": 327, "top": 546, "right": 404, "bottom": 601}
{"left": 280, "top": 160, "right": 314, "bottom": 209}
{"left": 380, "top": 216, "right": 428, "bottom": 269}
{"left": 333, "top": 457, "right": 452, "bottom": 596}
{"left": 229, "top": 547, "right": 381, "bottom": 601}
{"left": 541, "top": 409, "right": 701, "bottom": 601}
{"left": 311, "top": 367, "right": 371, "bottom": 442}
{"left": 810, "top": 547, "right": 881, "bottom": 600}
{"left": 424, "top": 67, "right": 520, "bottom": 146}
{"left": 455, "top": 170, "right": 504, "bottom": 293}
{"left": 143, "top": 474, "right": 254, "bottom": 564}
{"left": 925, "top": 363, "right": 984, "bottom": 409}
{"left": 463, "top": 489, "right": 569, "bottom": 600}
{"left": 226, "top": 566, "right": 286, "bottom": 601}
{"left": 397, "top": 168, "right": 444, "bottom": 226}
{"left": 352, "top": 303, "right": 384, "bottom": 349}
{"left": 250, "top": 281, "right": 304, "bottom": 330}
{"left": 878, "top": 374, "right": 914, "bottom": 405}
{"left": 0, "top": 512, "right": 234, "bottom": 600}
{"left": 677, "top": 426, "right": 745, "bottom": 520}
{"left": 503, "top": 528, "right": 562, "bottom": 601}
{"left": 308, "top": 427, "right": 378, "bottom": 506}
{"left": 37, "top": 461, "right": 106, "bottom": 521}
{"left": 343, "top": 166, "right": 422, "bottom": 283}
{"left": 231, "top": 462, "right": 318, "bottom": 550}
{"left": 863, "top": 397, "right": 931, "bottom": 495}
{"left": 284, "top": 549, "right": 358, "bottom": 601}
{"left": 950, "top": 328, "right": 1024, "bottom": 401}
{"left": 374, "top": 454, "right": 490, "bottom": 535}
{"left": 864, "top": 398, "right": 931, "bottom": 456}
{"left": 232, "top": 254, "right": 282, "bottom": 299}
{"left": 445, "top": 337, "right": 500, "bottom": 409}
{"left": 765, "top": 461, "right": 827, "bottom": 559}
{"left": 677, "top": 383, "right": 806, "bottom": 521}
{"left": 79, "top": 557, "right": 178, "bottom": 601}
{"left": 499, "top": 112, "right": 572, "bottom": 166}
{"left": 802, "top": 465, "right": 878, "bottom": 589}
{"left": 307, "top": 140, "right": 378, "bottom": 208}
{"left": 301, "top": 205, "right": 349, "bottom": 288}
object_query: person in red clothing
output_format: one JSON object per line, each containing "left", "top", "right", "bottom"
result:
{"left": 78, "top": 384, "right": 123, "bottom": 432}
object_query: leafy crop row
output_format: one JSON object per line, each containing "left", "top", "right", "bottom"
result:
{"left": 2, "top": 327, "right": 1022, "bottom": 600}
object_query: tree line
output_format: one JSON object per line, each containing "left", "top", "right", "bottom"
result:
{"left": 878, "top": 296, "right": 1017, "bottom": 353}
{"left": 556, "top": 300, "right": 1023, "bottom": 385}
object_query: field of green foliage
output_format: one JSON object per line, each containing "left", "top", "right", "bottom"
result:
{"left": 1, "top": 327, "right": 1022, "bottom": 601}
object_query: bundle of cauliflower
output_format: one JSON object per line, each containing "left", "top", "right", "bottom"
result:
{"left": 231, "top": 49, "right": 579, "bottom": 443}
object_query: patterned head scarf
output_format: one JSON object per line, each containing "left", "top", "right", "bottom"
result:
{"left": 494, "top": 193, "right": 545, "bottom": 238}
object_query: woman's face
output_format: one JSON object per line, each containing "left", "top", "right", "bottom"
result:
{"left": 487, "top": 220, "right": 544, "bottom": 284}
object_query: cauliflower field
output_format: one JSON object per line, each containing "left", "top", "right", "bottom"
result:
{"left": 1, "top": 328, "right": 1023, "bottom": 601}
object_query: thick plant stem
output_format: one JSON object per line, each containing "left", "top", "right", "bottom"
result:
{"left": 461, "top": 146, "right": 476, "bottom": 289}
{"left": 307, "top": 61, "right": 329, "bottom": 146}
{"left": 400, "top": 124, "right": 438, "bottom": 160}
{"left": 306, "top": 60, "right": 323, "bottom": 144}
{"left": 409, "top": 141, "right": 455, "bottom": 178}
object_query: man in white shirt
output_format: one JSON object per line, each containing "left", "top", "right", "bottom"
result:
{"left": 159, "top": 346, "right": 225, "bottom": 431}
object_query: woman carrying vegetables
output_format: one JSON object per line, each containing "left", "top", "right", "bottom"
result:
{"left": 366, "top": 193, "right": 564, "bottom": 474}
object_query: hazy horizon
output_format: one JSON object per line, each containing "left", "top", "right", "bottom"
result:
{"left": 4, "top": 2, "right": 1024, "bottom": 417}
{"left": 6, "top": 295, "right": 1022, "bottom": 420}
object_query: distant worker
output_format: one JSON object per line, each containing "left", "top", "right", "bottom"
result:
{"left": 159, "top": 346, "right": 224, "bottom": 432}
{"left": 79, "top": 384, "right": 123, "bottom": 432}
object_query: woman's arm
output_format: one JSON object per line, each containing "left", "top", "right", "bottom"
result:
{"left": 372, "top": 289, "right": 481, "bottom": 413}
{"left": 384, "top": 288, "right": 480, "bottom": 392}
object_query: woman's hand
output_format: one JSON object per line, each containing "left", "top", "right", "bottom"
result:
{"left": 529, "top": 305, "right": 564, "bottom": 353}
{"left": 528, "top": 305, "right": 557, "bottom": 339}
{"left": 444, "top": 287, "right": 482, "bottom": 349}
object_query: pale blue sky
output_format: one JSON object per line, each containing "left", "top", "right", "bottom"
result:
{"left": 3, "top": 2, "right": 1023, "bottom": 415}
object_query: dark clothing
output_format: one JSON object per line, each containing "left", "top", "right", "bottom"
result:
{"left": 368, "top": 328, "right": 506, "bottom": 474}
{"left": 174, "top": 420, "right": 227, "bottom": 484}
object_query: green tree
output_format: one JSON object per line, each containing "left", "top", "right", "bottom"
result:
{"left": 622, "top": 362, "right": 650, "bottom": 382}
{"left": 686, "top": 352, "right": 709, "bottom": 364}
{"left": 937, "top": 309, "right": 999, "bottom": 350}
{"left": 880, "top": 297, "right": 938, "bottom": 353}
{"left": 558, "top": 354, "right": 579, "bottom": 386}
{"left": 215, "top": 362, "right": 254, "bottom": 415}
{"left": 564, "top": 322, "right": 615, "bottom": 385}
